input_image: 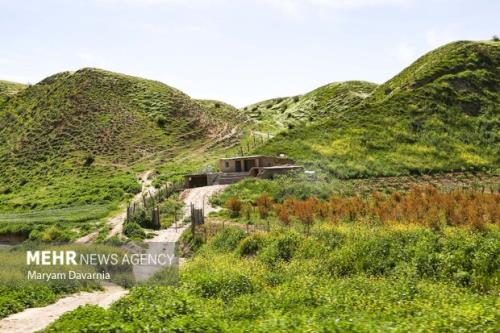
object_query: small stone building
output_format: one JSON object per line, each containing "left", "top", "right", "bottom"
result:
{"left": 184, "top": 155, "right": 302, "bottom": 188}
{"left": 219, "top": 155, "right": 295, "bottom": 173}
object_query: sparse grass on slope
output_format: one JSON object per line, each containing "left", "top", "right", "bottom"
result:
{"left": 243, "top": 81, "right": 376, "bottom": 133}
{"left": 0, "top": 68, "right": 244, "bottom": 239}
{"left": 0, "top": 80, "right": 26, "bottom": 104}
{"left": 256, "top": 41, "right": 500, "bottom": 178}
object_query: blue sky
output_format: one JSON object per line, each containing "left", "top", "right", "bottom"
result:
{"left": 1, "top": 0, "right": 498, "bottom": 106}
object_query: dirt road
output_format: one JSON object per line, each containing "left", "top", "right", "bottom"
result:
{"left": 0, "top": 283, "right": 128, "bottom": 333}
{"left": 133, "top": 185, "right": 227, "bottom": 280}
{"left": 0, "top": 184, "right": 228, "bottom": 332}
{"left": 180, "top": 184, "right": 227, "bottom": 215}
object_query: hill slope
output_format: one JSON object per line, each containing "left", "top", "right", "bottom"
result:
{"left": 257, "top": 40, "right": 500, "bottom": 178}
{"left": 0, "top": 80, "right": 26, "bottom": 104}
{"left": 243, "top": 81, "right": 376, "bottom": 133}
{"left": 0, "top": 68, "right": 245, "bottom": 213}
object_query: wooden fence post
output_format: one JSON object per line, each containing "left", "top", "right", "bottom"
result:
{"left": 151, "top": 206, "right": 160, "bottom": 229}
{"left": 190, "top": 203, "right": 196, "bottom": 236}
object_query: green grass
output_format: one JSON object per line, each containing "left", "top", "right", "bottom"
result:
{"left": 43, "top": 223, "right": 499, "bottom": 332}
{"left": 243, "top": 81, "right": 376, "bottom": 133}
{"left": 255, "top": 40, "right": 500, "bottom": 178}
{"left": 0, "top": 80, "right": 26, "bottom": 104}
{"left": 0, "top": 204, "right": 110, "bottom": 223}
{"left": 0, "top": 68, "right": 248, "bottom": 238}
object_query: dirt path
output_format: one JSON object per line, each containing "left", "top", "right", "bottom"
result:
{"left": 76, "top": 170, "right": 155, "bottom": 243}
{"left": 180, "top": 184, "right": 227, "bottom": 215}
{"left": 134, "top": 185, "right": 227, "bottom": 280}
{"left": 0, "top": 283, "right": 128, "bottom": 333}
{"left": 0, "top": 184, "right": 227, "bottom": 332}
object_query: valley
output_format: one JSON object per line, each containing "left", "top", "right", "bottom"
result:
{"left": 0, "top": 39, "right": 498, "bottom": 332}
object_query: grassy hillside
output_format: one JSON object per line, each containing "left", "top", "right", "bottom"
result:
{"left": 257, "top": 41, "right": 500, "bottom": 178}
{"left": 0, "top": 68, "right": 245, "bottom": 238}
{"left": 243, "top": 81, "right": 376, "bottom": 133}
{"left": 0, "top": 80, "right": 26, "bottom": 104}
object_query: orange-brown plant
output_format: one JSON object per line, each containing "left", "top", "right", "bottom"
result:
{"left": 256, "top": 192, "right": 273, "bottom": 219}
{"left": 225, "top": 197, "right": 243, "bottom": 217}
{"left": 275, "top": 204, "right": 291, "bottom": 228}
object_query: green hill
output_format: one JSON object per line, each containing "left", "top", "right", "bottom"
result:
{"left": 256, "top": 40, "right": 500, "bottom": 178}
{"left": 0, "top": 68, "right": 244, "bottom": 216}
{"left": 0, "top": 80, "right": 26, "bottom": 104}
{"left": 243, "top": 81, "right": 376, "bottom": 133}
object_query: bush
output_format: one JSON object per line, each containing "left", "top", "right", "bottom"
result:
{"left": 0, "top": 186, "right": 12, "bottom": 194}
{"left": 237, "top": 234, "right": 265, "bottom": 257}
{"left": 275, "top": 204, "right": 291, "bottom": 227}
{"left": 190, "top": 271, "right": 255, "bottom": 301}
{"left": 123, "top": 221, "right": 146, "bottom": 239}
{"left": 156, "top": 114, "right": 167, "bottom": 127}
{"left": 210, "top": 227, "right": 246, "bottom": 252}
{"left": 41, "top": 225, "right": 72, "bottom": 242}
{"left": 225, "top": 197, "right": 243, "bottom": 218}
{"left": 258, "top": 232, "right": 300, "bottom": 265}
{"left": 255, "top": 193, "right": 273, "bottom": 219}
{"left": 293, "top": 199, "right": 315, "bottom": 234}
{"left": 83, "top": 154, "right": 95, "bottom": 167}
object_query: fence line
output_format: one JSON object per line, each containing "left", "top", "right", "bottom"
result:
{"left": 126, "top": 182, "right": 183, "bottom": 229}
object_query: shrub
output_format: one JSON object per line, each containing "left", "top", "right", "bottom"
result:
{"left": 237, "top": 234, "right": 265, "bottom": 257}
{"left": 123, "top": 221, "right": 146, "bottom": 239}
{"left": 83, "top": 154, "right": 95, "bottom": 167}
{"left": 492, "top": 35, "right": 499, "bottom": 41}
{"left": 225, "top": 197, "right": 243, "bottom": 217}
{"left": 293, "top": 199, "right": 315, "bottom": 234}
{"left": 275, "top": 204, "right": 291, "bottom": 227}
{"left": 40, "top": 225, "right": 72, "bottom": 242}
{"left": 0, "top": 186, "right": 12, "bottom": 194}
{"left": 255, "top": 193, "right": 273, "bottom": 219}
{"left": 258, "top": 232, "right": 300, "bottom": 265}
{"left": 156, "top": 114, "right": 167, "bottom": 127}
{"left": 241, "top": 203, "right": 253, "bottom": 227}
{"left": 190, "top": 271, "right": 255, "bottom": 301}
{"left": 210, "top": 227, "right": 246, "bottom": 252}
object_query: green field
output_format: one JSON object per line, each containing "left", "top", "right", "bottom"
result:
{"left": 44, "top": 222, "right": 499, "bottom": 332}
